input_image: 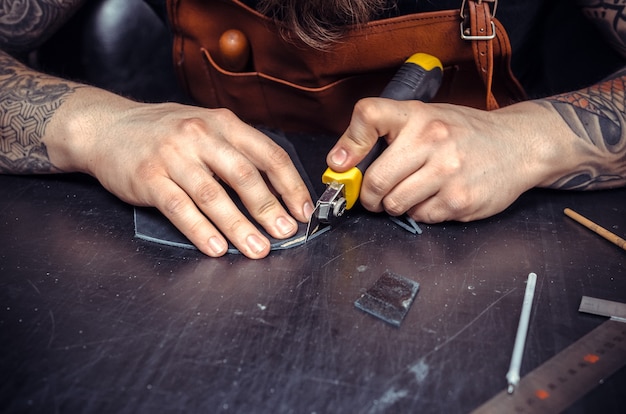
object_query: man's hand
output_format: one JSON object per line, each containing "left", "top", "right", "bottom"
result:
{"left": 1, "top": 51, "right": 314, "bottom": 259}
{"left": 55, "top": 96, "right": 314, "bottom": 259}
{"left": 326, "top": 97, "right": 582, "bottom": 223}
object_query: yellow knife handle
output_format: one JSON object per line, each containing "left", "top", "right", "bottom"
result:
{"left": 321, "top": 166, "right": 362, "bottom": 210}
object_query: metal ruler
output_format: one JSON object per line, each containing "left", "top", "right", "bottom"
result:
{"left": 579, "top": 295, "right": 626, "bottom": 320}
{"left": 472, "top": 297, "right": 626, "bottom": 413}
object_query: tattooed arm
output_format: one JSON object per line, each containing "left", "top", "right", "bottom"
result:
{"left": 578, "top": 0, "right": 626, "bottom": 58}
{"left": 527, "top": 1, "right": 626, "bottom": 189}
{"left": 541, "top": 69, "right": 626, "bottom": 190}
{"left": 0, "top": 0, "right": 86, "bottom": 172}
{"left": 0, "top": 1, "right": 86, "bottom": 54}
{"left": 322, "top": 3, "right": 626, "bottom": 224}
{"left": 327, "top": 68, "right": 626, "bottom": 224}
{"left": 0, "top": 51, "right": 80, "bottom": 173}
{"left": 0, "top": 2, "right": 313, "bottom": 259}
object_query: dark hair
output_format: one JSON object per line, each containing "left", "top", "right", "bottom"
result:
{"left": 256, "top": 0, "right": 390, "bottom": 49}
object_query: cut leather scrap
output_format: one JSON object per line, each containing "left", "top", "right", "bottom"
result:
{"left": 134, "top": 207, "right": 331, "bottom": 253}
{"left": 389, "top": 215, "right": 423, "bottom": 235}
{"left": 354, "top": 271, "right": 420, "bottom": 327}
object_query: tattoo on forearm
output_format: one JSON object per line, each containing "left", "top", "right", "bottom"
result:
{"left": 578, "top": 0, "right": 626, "bottom": 57}
{"left": 546, "top": 68, "right": 626, "bottom": 190}
{"left": 0, "top": 53, "right": 79, "bottom": 173}
{"left": 0, "top": 0, "right": 86, "bottom": 53}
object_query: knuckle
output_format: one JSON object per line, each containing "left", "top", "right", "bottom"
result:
{"left": 365, "top": 172, "right": 390, "bottom": 197}
{"left": 352, "top": 98, "right": 381, "bottom": 127}
{"left": 162, "top": 192, "right": 188, "bottom": 216}
{"left": 267, "top": 144, "right": 291, "bottom": 169}
{"left": 252, "top": 198, "right": 279, "bottom": 218}
{"left": 194, "top": 180, "right": 224, "bottom": 206}
{"left": 177, "top": 116, "right": 209, "bottom": 137}
{"left": 134, "top": 159, "right": 159, "bottom": 183}
{"left": 425, "top": 210, "right": 446, "bottom": 223}
{"left": 224, "top": 217, "right": 246, "bottom": 234}
{"left": 176, "top": 108, "right": 237, "bottom": 137}
{"left": 410, "top": 190, "right": 475, "bottom": 224}
{"left": 439, "top": 192, "right": 472, "bottom": 219}
{"left": 424, "top": 119, "right": 452, "bottom": 141}
{"left": 210, "top": 107, "right": 237, "bottom": 121}
{"left": 446, "top": 189, "right": 472, "bottom": 211}
{"left": 383, "top": 196, "right": 405, "bottom": 216}
{"left": 291, "top": 180, "right": 309, "bottom": 199}
{"left": 414, "top": 204, "right": 448, "bottom": 224}
{"left": 185, "top": 217, "right": 210, "bottom": 239}
{"left": 435, "top": 156, "right": 463, "bottom": 176}
{"left": 207, "top": 108, "right": 240, "bottom": 131}
{"left": 231, "top": 161, "right": 259, "bottom": 189}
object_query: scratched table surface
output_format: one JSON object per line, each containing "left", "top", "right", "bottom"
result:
{"left": 1, "top": 133, "right": 625, "bottom": 414}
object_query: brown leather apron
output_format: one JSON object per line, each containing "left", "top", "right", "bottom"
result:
{"left": 167, "top": 0, "right": 526, "bottom": 134}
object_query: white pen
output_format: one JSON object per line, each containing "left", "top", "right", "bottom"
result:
{"left": 506, "top": 272, "right": 537, "bottom": 394}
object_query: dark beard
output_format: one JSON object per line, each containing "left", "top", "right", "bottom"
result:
{"left": 256, "top": 0, "right": 392, "bottom": 49}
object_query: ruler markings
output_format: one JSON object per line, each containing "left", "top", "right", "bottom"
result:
{"left": 472, "top": 297, "right": 626, "bottom": 414}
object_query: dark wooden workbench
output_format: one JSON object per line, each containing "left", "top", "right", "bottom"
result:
{"left": 1, "top": 133, "right": 625, "bottom": 413}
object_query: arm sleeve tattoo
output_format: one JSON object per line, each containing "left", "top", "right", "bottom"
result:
{"left": 0, "top": 0, "right": 86, "bottom": 173}
{"left": 0, "top": 52, "right": 80, "bottom": 174}
{"left": 544, "top": 68, "right": 626, "bottom": 190}
{"left": 578, "top": 0, "right": 626, "bottom": 58}
{"left": 0, "top": 0, "right": 86, "bottom": 53}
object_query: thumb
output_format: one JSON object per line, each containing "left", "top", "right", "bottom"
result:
{"left": 326, "top": 98, "right": 391, "bottom": 172}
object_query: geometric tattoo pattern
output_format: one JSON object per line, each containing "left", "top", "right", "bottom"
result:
{"left": 0, "top": 0, "right": 85, "bottom": 173}
{"left": 0, "top": 54, "right": 77, "bottom": 173}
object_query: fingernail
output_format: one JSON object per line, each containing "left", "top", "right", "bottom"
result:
{"left": 276, "top": 216, "right": 296, "bottom": 236}
{"left": 208, "top": 236, "right": 227, "bottom": 256}
{"left": 330, "top": 148, "right": 348, "bottom": 166}
{"left": 247, "top": 234, "right": 268, "bottom": 254}
{"left": 303, "top": 201, "right": 314, "bottom": 219}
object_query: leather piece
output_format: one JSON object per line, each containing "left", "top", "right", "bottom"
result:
{"left": 167, "top": 0, "right": 526, "bottom": 135}
{"left": 354, "top": 271, "right": 420, "bottom": 327}
{"left": 133, "top": 128, "right": 422, "bottom": 254}
{"left": 134, "top": 205, "right": 331, "bottom": 253}
{"left": 133, "top": 128, "right": 329, "bottom": 254}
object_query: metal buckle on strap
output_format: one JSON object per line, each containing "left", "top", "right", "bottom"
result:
{"left": 459, "top": 0, "right": 498, "bottom": 19}
{"left": 460, "top": 0, "right": 497, "bottom": 40}
{"left": 460, "top": 21, "right": 496, "bottom": 40}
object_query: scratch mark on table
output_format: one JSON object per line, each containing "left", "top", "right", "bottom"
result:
{"left": 424, "top": 287, "right": 517, "bottom": 358}
{"left": 27, "top": 279, "right": 41, "bottom": 295}
{"left": 364, "top": 288, "right": 518, "bottom": 413}
{"left": 322, "top": 240, "right": 375, "bottom": 268}
{"left": 253, "top": 317, "right": 275, "bottom": 327}
{"left": 47, "top": 310, "right": 56, "bottom": 348}
{"left": 301, "top": 375, "right": 353, "bottom": 388}
{"left": 469, "top": 241, "right": 489, "bottom": 267}
{"left": 53, "top": 332, "right": 154, "bottom": 351}
{"left": 295, "top": 276, "right": 311, "bottom": 289}
{"left": 0, "top": 181, "right": 35, "bottom": 213}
